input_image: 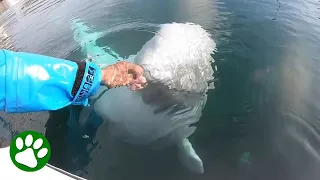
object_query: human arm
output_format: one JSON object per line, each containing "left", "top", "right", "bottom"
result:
{"left": 0, "top": 49, "right": 146, "bottom": 113}
{"left": 0, "top": 49, "right": 103, "bottom": 112}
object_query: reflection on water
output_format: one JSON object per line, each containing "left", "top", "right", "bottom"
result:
{"left": 1, "top": 0, "right": 320, "bottom": 180}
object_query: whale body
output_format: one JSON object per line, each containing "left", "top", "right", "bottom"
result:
{"left": 70, "top": 21, "right": 217, "bottom": 174}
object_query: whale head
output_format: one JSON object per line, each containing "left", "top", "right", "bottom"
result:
{"left": 134, "top": 22, "right": 216, "bottom": 93}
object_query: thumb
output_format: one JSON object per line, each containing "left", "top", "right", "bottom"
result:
{"left": 127, "top": 63, "right": 144, "bottom": 78}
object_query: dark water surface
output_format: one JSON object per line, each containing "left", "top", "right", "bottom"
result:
{"left": 1, "top": 0, "right": 320, "bottom": 179}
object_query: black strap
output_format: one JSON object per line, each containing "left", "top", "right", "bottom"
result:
{"left": 71, "top": 60, "right": 86, "bottom": 97}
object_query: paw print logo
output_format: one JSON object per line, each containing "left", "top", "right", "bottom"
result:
{"left": 9, "top": 131, "right": 51, "bottom": 172}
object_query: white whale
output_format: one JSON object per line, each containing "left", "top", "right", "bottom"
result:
{"left": 72, "top": 21, "right": 217, "bottom": 174}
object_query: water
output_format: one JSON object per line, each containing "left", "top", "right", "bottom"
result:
{"left": 1, "top": 0, "right": 320, "bottom": 179}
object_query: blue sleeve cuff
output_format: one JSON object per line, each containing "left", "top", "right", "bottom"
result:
{"left": 71, "top": 61, "right": 103, "bottom": 106}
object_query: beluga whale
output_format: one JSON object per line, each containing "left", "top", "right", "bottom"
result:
{"left": 70, "top": 20, "right": 217, "bottom": 174}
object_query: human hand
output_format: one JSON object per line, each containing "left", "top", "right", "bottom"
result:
{"left": 101, "top": 61, "right": 147, "bottom": 91}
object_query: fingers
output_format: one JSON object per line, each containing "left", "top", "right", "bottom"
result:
{"left": 129, "top": 76, "right": 147, "bottom": 91}
{"left": 129, "top": 84, "right": 137, "bottom": 91}
{"left": 131, "top": 76, "right": 146, "bottom": 84}
{"left": 103, "top": 61, "right": 147, "bottom": 90}
{"left": 126, "top": 62, "right": 144, "bottom": 78}
{"left": 129, "top": 83, "right": 142, "bottom": 91}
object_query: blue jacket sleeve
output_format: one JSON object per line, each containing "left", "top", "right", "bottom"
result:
{"left": 0, "top": 49, "right": 103, "bottom": 113}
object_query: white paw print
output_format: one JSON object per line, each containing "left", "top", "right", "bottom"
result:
{"left": 14, "top": 134, "right": 48, "bottom": 168}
